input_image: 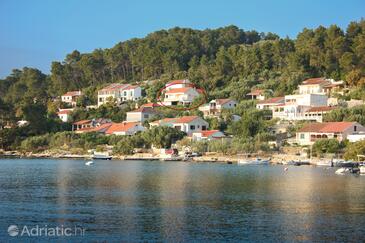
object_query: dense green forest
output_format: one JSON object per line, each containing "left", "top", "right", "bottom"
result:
{"left": 1, "top": 20, "right": 365, "bottom": 150}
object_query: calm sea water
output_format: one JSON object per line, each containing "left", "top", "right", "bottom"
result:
{"left": 0, "top": 159, "right": 364, "bottom": 242}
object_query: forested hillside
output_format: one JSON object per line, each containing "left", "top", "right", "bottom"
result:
{"left": 1, "top": 20, "right": 365, "bottom": 122}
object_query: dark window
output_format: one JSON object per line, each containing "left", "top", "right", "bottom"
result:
{"left": 202, "top": 125, "right": 207, "bottom": 130}
{"left": 190, "top": 125, "right": 195, "bottom": 130}
{"left": 354, "top": 126, "right": 357, "bottom": 132}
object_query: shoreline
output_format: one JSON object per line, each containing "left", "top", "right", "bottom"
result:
{"left": 0, "top": 150, "right": 318, "bottom": 165}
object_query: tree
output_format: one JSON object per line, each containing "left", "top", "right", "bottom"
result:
{"left": 142, "top": 126, "right": 186, "bottom": 148}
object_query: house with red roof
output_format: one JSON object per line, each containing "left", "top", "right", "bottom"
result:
{"left": 126, "top": 107, "right": 159, "bottom": 123}
{"left": 246, "top": 89, "right": 266, "bottom": 100}
{"left": 256, "top": 97, "right": 285, "bottom": 110}
{"left": 61, "top": 91, "right": 82, "bottom": 107}
{"left": 72, "top": 118, "right": 111, "bottom": 132}
{"left": 105, "top": 122, "right": 145, "bottom": 135}
{"left": 298, "top": 78, "right": 344, "bottom": 95}
{"left": 97, "top": 83, "right": 142, "bottom": 107}
{"left": 191, "top": 130, "right": 225, "bottom": 141}
{"left": 150, "top": 116, "right": 208, "bottom": 135}
{"left": 199, "top": 99, "right": 237, "bottom": 117}
{"left": 165, "top": 79, "right": 191, "bottom": 90}
{"left": 163, "top": 87, "right": 201, "bottom": 106}
{"left": 57, "top": 109, "right": 74, "bottom": 122}
{"left": 296, "top": 122, "right": 365, "bottom": 145}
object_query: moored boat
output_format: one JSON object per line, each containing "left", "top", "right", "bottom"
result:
{"left": 91, "top": 152, "right": 112, "bottom": 160}
{"left": 238, "top": 158, "right": 270, "bottom": 165}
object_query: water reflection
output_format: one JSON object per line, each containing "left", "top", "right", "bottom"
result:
{"left": 0, "top": 159, "right": 364, "bottom": 241}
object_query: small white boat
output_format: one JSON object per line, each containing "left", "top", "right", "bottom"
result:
{"left": 238, "top": 158, "right": 270, "bottom": 165}
{"left": 335, "top": 167, "right": 351, "bottom": 175}
{"left": 315, "top": 160, "right": 333, "bottom": 167}
{"left": 91, "top": 152, "right": 112, "bottom": 160}
{"left": 359, "top": 166, "right": 365, "bottom": 174}
{"left": 85, "top": 161, "right": 94, "bottom": 166}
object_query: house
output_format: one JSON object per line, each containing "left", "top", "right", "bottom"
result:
{"left": 140, "top": 103, "right": 161, "bottom": 108}
{"left": 256, "top": 97, "right": 285, "bottom": 110}
{"left": 302, "top": 106, "right": 336, "bottom": 122}
{"left": 191, "top": 130, "right": 225, "bottom": 141}
{"left": 74, "top": 122, "right": 112, "bottom": 134}
{"left": 57, "top": 109, "right": 73, "bottom": 122}
{"left": 105, "top": 122, "right": 145, "bottom": 135}
{"left": 150, "top": 116, "right": 209, "bottom": 135}
{"left": 61, "top": 91, "right": 82, "bottom": 107}
{"left": 298, "top": 78, "right": 345, "bottom": 95}
{"left": 246, "top": 89, "right": 266, "bottom": 100}
{"left": 165, "top": 79, "right": 191, "bottom": 90}
{"left": 273, "top": 94, "right": 328, "bottom": 121}
{"left": 163, "top": 87, "right": 201, "bottom": 106}
{"left": 73, "top": 118, "right": 111, "bottom": 131}
{"left": 199, "top": 99, "right": 237, "bottom": 117}
{"left": 97, "top": 83, "right": 142, "bottom": 107}
{"left": 296, "top": 122, "right": 365, "bottom": 146}
{"left": 126, "top": 107, "right": 159, "bottom": 123}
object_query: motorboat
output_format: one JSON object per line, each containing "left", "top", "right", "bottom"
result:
{"left": 335, "top": 167, "right": 351, "bottom": 174}
{"left": 91, "top": 152, "right": 112, "bottom": 160}
{"left": 314, "top": 159, "right": 333, "bottom": 167}
{"left": 85, "top": 161, "right": 94, "bottom": 166}
{"left": 360, "top": 166, "right": 365, "bottom": 174}
{"left": 238, "top": 158, "right": 270, "bottom": 165}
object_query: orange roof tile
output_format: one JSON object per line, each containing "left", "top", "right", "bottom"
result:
{"left": 57, "top": 109, "right": 73, "bottom": 115}
{"left": 73, "top": 119, "right": 91, "bottom": 125}
{"left": 152, "top": 116, "right": 201, "bottom": 125}
{"left": 76, "top": 123, "right": 112, "bottom": 133}
{"left": 301, "top": 78, "right": 329, "bottom": 85}
{"left": 298, "top": 122, "right": 356, "bottom": 133}
{"left": 216, "top": 99, "right": 234, "bottom": 105}
{"left": 247, "top": 89, "right": 264, "bottom": 96}
{"left": 105, "top": 122, "right": 140, "bottom": 134}
{"left": 165, "top": 87, "right": 195, "bottom": 94}
{"left": 63, "top": 91, "right": 82, "bottom": 97}
{"left": 199, "top": 130, "right": 224, "bottom": 137}
{"left": 257, "top": 97, "right": 285, "bottom": 104}
{"left": 306, "top": 106, "right": 336, "bottom": 113}
{"left": 141, "top": 103, "right": 161, "bottom": 108}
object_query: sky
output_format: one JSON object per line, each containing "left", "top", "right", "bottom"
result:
{"left": 0, "top": 0, "right": 364, "bottom": 78}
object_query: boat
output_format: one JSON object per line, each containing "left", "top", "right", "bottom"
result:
{"left": 85, "top": 161, "right": 94, "bottom": 166}
{"left": 238, "top": 158, "right": 270, "bottom": 165}
{"left": 315, "top": 160, "right": 333, "bottom": 167}
{"left": 335, "top": 167, "right": 351, "bottom": 174}
{"left": 91, "top": 152, "right": 112, "bottom": 160}
{"left": 359, "top": 166, "right": 365, "bottom": 174}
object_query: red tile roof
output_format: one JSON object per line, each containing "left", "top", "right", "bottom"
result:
{"left": 57, "top": 109, "right": 73, "bottom": 115}
{"left": 199, "top": 130, "right": 224, "bottom": 137}
{"left": 257, "top": 97, "right": 284, "bottom": 104}
{"left": 247, "top": 89, "right": 264, "bottom": 96}
{"left": 76, "top": 123, "right": 112, "bottom": 133}
{"left": 63, "top": 91, "right": 81, "bottom": 97}
{"left": 151, "top": 116, "right": 202, "bottom": 125}
{"left": 298, "top": 122, "right": 356, "bottom": 133}
{"left": 165, "top": 87, "right": 196, "bottom": 94}
{"left": 306, "top": 106, "right": 336, "bottom": 113}
{"left": 141, "top": 103, "right": 161, "bottom": 108}
{"left": 73, "top": 119, "right": 92, "bottom": 125}
{"left": 301, "top": 78, "right": 329, "bottom": 85}
{"left": 166, "top": 79, "right": 190, "bottom": 85}
{"left": 100, "top": 83, "right": 139, "bottom": 92}
{"left": 216, "top": 99, "right": 234, "bottom": 105}
{"left": 105, "top": 122, "right": 140, "bottom": 134}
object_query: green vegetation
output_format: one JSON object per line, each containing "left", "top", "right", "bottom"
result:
{"left": 311, "top": 139, "right": 345, "bottom": 157}
{"left": 344, "top": 140, "right": 365, "bottom": 160}
{"left": 323, "top": 105, "right": 365, "bottom": 125}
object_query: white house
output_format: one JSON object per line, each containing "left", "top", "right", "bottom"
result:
{"left": 126, "top": 107, "right": 159, "bottom": 123}
{"left": 298, "top": 78, "right": 345, "bottom": 95}
{"left": 347, "top": 133, "right": 365, "bottom": 143}
{"left": 199, "top": 99, "right": 237, "bottom": 117}
{"left": 246, "top": 89, "right": 266, "bottom": 100}
{"left": 105, "top": 122, "right": 145, "bottom": 136}
{"left": 163, "top": 87, "right": 201, "bottom": 106}
{"left": 150, "top": 116, "right": 209, "bottom": 135}
{"left": 61, "top": 91, "right": 82, "bottom": 107}
{"left": 191, "top": 130, "right": 225, "bottom": 141}
{"left": 57, "top": 109, "right": 74, "bottom": 122}
{"left": 296, "top": 122, "right": 365, "bottom": 146}
{"left": 97, "top": 83, "right": 142, "bottom": 107}
{"left": 165, "top": 79, "right": 191, "bottom": 90}
{"left": 302, "top": 106, "right": 336, "bottom": 122}
{"left": 256, "top": 97, "right": 285, "bottom": 110}
{"left": 273, "top": 94, "right": 328, "bottom": 121}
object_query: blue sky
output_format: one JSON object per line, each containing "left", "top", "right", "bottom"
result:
{"left": 0, "top": 0, "right": 364, "bottom": 78}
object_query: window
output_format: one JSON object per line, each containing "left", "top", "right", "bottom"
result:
{"left": 300, "top": 133, "right": 305, "bottom": 139}
{"left": 124, "top": 91, "right": 127, "bottom": 96}
{"left": 99, "top": 98, "right": 103, "bottom": 102}
{"left": 190, "top": 125, "right": 195, "bottom": 130}
{"left": 354, "top": 126, "right": 357, "bottom": 132}
{"left": 144, "top": 114, "right": 149, "bottom": 119}
{"left": 202, "top": 125, "right": 207, "bottom": 130}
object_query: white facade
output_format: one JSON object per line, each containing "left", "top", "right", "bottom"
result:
{"left": 150, "top": 116, "right": 209, "bottom": 135}
{"left": 273, "top": 94, "right": 328, "bottom": 121}
{"left": 61, "top": 91, "right": 82, "bottom": 107}
{"left": 126, "top": 108, "right": 158, "bottom": 123}
{"left": 165, "top": 79, "right": 191, "bottom": 90}
{"left": 97, "top": 84, "right": 142, "bottom": 107}
{"left": 199, "top": 99, "right": 237, "bottom": 117}
{"left": 347, "top": 133, "right": 365, "bottom": 143}
{"left": 163, "top": 88, "right": 200, "bottom": 106}
{"left": 57, "top": 109, "right": 73, "bottom": 122}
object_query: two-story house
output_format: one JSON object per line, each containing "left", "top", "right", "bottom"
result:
{"left": 126, "top": 107, "right": 159, "bottom": 123}
{"left": 150, "top": 116, "right": 208, "bottom": 135}
{"left": 163, "top": 87, "right": 201, "bottom": 106}
{"left": 61, "top": 91, "right": 82, "bottom": 107}
{"left": 296, "top": 122, "right": 365, "bottom": 146}
{"left": 199, "top": 99, "right": 237, "bottom": 117}
{"left": 97, "top": 83, "right": 142, "bottom": 107}
{"left": 298, "top": 78, "right": 345, "bottom": 95}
